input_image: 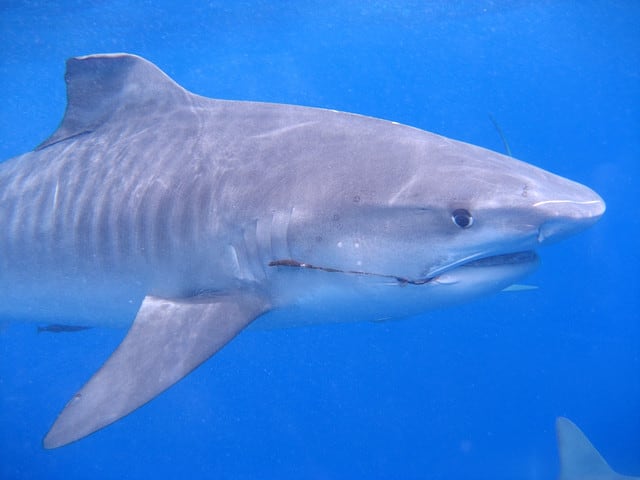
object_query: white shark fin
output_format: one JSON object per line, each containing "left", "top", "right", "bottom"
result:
{"left": 43, "top": 292, "right": 269, "bottom": 448}
{"left": 557, "top": 416, "right": 639, "bottom": 480}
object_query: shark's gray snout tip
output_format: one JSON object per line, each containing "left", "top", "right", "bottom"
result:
{"left": 534, "top": 183, "right": 605, "bottom": 244}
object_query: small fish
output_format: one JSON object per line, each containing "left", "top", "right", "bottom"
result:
{"left": 37, "top": 324, "right": 92, "bottom": 334}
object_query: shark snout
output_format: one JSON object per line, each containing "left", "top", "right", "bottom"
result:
{"left": 535, "top": 183, "right": 606, "bottom": 244}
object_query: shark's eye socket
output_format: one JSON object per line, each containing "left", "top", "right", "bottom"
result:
{"left": 452, "top": 209, "right": 474, "bottom": 229}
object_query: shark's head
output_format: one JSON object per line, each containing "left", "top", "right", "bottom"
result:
{"left": 266, "top": 115, "right": 605, "bottom": 316}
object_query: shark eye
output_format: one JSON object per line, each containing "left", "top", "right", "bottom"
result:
{"left": 451, "top": 208, "right": 474, "bottom": 229}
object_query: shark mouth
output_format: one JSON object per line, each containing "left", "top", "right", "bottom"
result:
{"left": 268, "top": 251, "right": 537, "bottom": 286}
{"left": 268, "top": 259, "right": 434, "bottom": 285}
{"left": 452, "top": 250, "right": 538, "bottom": 268}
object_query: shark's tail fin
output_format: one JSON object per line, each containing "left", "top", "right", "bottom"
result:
{"left": 556, "top": 416, "right": 638, "bottom": 480}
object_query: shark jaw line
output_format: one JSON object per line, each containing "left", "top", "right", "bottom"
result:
{"left": 268, "top": 259, "right": 435, "bottom": 286}
{"left": 268, "top": 251, "right": 538, "bottom": 286}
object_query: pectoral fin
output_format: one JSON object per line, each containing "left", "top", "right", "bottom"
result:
{"left": 43, "top": 292, "right": 269, "bottom": 449}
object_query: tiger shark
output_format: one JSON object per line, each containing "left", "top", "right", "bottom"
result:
{"left": 0, "top": 54, "right": 605, "bottom": 448}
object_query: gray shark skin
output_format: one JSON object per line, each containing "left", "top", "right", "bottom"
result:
{"left": 557, "top": 417, "right": 639, "bottom": 480}
{"left": 0, "top": 54, "right": 605, "bottom": 448}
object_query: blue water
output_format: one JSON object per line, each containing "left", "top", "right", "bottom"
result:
{"left": 0, "top": 1, "right": 638, "bottom": 479}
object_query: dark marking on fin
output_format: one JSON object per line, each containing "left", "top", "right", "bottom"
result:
{"left": 35, "top": 130, "right": 93, "bottom": 151}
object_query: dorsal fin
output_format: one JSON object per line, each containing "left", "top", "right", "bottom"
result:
{"left": 37, "top": 53, "right": 189, "bottom": 150}
{"left": 557, "top": 416, "right": 616, "bottom": 480}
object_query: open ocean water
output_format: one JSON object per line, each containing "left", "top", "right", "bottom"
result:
{"left": 0, "top": 1, "right": 638, "bottom": 479}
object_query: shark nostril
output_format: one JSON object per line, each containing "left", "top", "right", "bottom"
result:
{"left": 537, "top": 226, "right": 550, "bottom": 243}
{"left": 538, "top": 220, "right": 579, "bottom": 244}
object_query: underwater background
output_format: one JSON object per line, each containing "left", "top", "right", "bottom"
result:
{"left": 0, "top": 1, "right": 638, "bottom": 479}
